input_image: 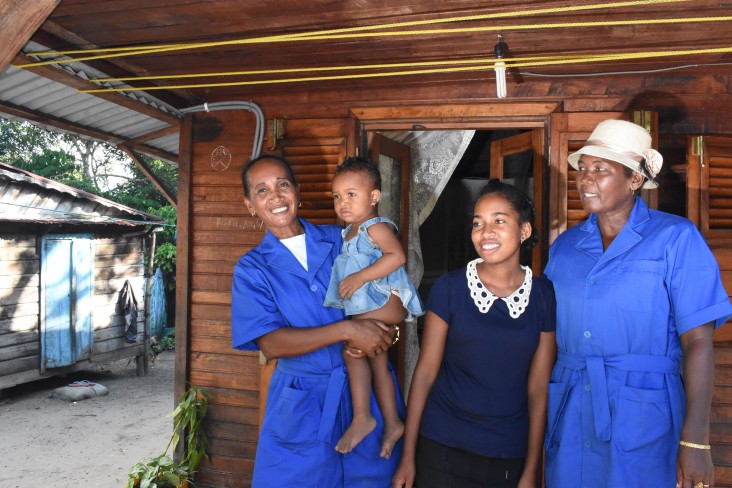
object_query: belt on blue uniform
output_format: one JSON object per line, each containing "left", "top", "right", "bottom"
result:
{"left": 555, "top": 352, "right": 681, "bottom": 442}
{"left": 276, "top": 358, "right": 347, "bottom": 442}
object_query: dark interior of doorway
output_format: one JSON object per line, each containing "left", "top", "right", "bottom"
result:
{"left": 416, "top": 129, "right": 532, "bottom": 327}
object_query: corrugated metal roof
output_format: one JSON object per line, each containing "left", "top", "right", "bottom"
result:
{"left": 0, "top": 162, "right": 165, "bottom": 227}
{"left": 0, "top": 42, "right": 181, "bottom": 164}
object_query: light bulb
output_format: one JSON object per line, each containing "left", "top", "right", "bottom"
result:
{"left": 495, "top": 61, "right": 506, "bottom": 98}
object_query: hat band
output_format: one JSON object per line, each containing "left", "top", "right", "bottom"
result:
{"left": 584, "top": 139, "right": 644, "bottom": 163}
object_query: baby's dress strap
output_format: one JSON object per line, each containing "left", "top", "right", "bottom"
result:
{"left": 359, "top": 216, "right": 398, "bottom": 234}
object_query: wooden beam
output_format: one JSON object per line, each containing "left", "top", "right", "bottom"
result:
{"left": 36, "top": 20, "right": 200, "bottom": 107}
{"left": 119, "top": 145, "right": 177, "bottom": 208}
{"left": 0, "top": 100, "right": 178, "bottom": 163}
{"left": 128, "top": 125, "right": 180, "bottom": 145}
{"left": 12, "top": 53, "right": 181, "bottom": 126}
{"left": 0, "top": 0, "right": 59, "bottom": 74}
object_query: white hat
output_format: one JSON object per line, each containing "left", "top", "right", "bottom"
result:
{"left": 567, "top": 119, "right": 663, "bottom": 189}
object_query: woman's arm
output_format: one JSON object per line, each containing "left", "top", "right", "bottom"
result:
{"left": 519, "top": 331, "right": 557, "bottom": 488}
{"left": 257, "top": 318, "right": 396, "bottom": 361}
{"left": 393, "top": 311, "right": 448, "bottom": 488}
{"left": 677, "top": 322, "right": 715, "bottom": 488}
{"left": 339, "top": 222, "right": 406, "bottom": 300}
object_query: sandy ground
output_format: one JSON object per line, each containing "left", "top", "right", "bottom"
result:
{"left": 0, "top": 350, "right": 175, "bottom": 488}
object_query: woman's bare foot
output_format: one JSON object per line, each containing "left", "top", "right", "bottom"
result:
{"left": 379, "top": 419, "right": 404, "bottom": 459}
{"left": 335, "top": 415, "right": 377, "bottom": 453}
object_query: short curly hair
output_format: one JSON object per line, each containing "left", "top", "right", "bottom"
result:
{"left": 333, "top": 156, "right": 382, "bottom": 191}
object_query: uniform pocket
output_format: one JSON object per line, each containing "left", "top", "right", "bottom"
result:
{"left": 613, "top": 259, "right": 665, "bottom": 314}
{"left": 612, "top": 385, "right": 672, "bottom": 456}
{"left": 545, "top": 381, "right": 569, "bottom": 448}
{"left": 269, "top": 385, "right": 321, "bottom": 444}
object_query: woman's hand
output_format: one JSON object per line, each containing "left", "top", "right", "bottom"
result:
{"left": 344, "top": 319, "right": 395, "bottom": 358}
{"left": 676, "top": 445, "right": 713, "bottom": 488}
{"left": 392, "top": 459, "right": 416, "bottom": 488}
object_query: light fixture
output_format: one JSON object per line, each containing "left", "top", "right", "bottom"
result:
{"left": 494, "top": 34, "right": 507, "bottom": 98}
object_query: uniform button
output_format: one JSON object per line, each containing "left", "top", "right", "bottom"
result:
{"left": 584, "top": 330, "right": 592, "bottom": 339}
{"left": 587, "top": 278, "right": 595, "bottom": 285}
{"left": 585, "top": 384, "right": 591, "bottom": 391}
{"left": 584, "top": 440, "right": 591, "bottom": 448}
{"left": 310, "top": 285, "right": 317, "bottom": 292}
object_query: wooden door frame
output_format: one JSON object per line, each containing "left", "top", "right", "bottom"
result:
{"left": 348, "top": 102, "right": 562, "bottom": 392}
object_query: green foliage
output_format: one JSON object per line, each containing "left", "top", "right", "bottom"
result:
{"left": 148, "top": 205, "right": 178, "bottom": 246}
{"left": 1, "top": 117, "right": 178, "bottom": 214}
{"left": 150, "top": 329, "right": 176, "bottom": 359}
{"left": 127, "top": 386, "right": 211, "bottom": 488}
{"left": 154, "top": 243, "right": 177, "bottom": 293}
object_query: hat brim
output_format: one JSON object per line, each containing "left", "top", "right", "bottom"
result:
{"left": 568, "top": 146, "right": 658, "bottom": 189}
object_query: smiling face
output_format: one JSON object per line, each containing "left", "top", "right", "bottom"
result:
{"left": 575, "top": 155, "right": 643, "bottom": 220}
{"left": 331, "top": 170, "right": 380, "bottom": 227}
{"left": 243, "top": 158, "right": 303, "bottom": 239}
{"left": 471, "top": 193, "right": 531, "bottom": 267}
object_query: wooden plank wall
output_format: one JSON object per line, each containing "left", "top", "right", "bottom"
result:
{"left": 185, "top": 110, "right": 261, "bottom": 488}
{"left": 0, "top": 234, "right": 40, "bottom": 385}
{"left": 92, "top": 235, "right": 147, "bottom": 359}
{"left": 0, "top": 232, "right": 147, "bottom": 391}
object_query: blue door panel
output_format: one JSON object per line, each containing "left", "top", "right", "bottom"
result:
{"left": 73, "top": 238, "right": 94, "bottom": 360}
{"left": 43, "top": 238, "right": 74, "bottom": 368}
{"left": 42, "top": 235, "right": 94, "bottom": 369}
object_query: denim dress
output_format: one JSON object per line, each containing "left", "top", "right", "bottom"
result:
{"left": 324, "top": 217, "right": 425, "bottom": 320}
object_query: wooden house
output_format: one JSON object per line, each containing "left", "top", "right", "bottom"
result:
{"left": 0, "top": 162, "right": 164, "bottom": 392}
{"left": 1, "top": 1, "right": 732, "bottom": 485}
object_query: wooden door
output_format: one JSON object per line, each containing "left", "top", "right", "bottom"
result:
{"left": 686, "top": 135, "right": 732, "bottom": 486}
{"left": 370, "top": 132, "right": 411, "bottom": 388}
{"left": 41, "top": 234, "right": 93, "bottom": 371}
{"left": 548, "top": 111, "right": 658, "bottom": 244}
{"left": 490, "top": 128, "right": 545, "bottom": 272}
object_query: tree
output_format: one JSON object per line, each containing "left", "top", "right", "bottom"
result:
{"left": 1, "top": 117, "right": 179, "bottom": 325}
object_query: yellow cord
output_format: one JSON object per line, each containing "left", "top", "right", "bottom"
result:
{"left": 17, "top": 0, "right": 693, "bottom": 67}
{"left": 78, "top": 46, "right": 732, "bottom": 93}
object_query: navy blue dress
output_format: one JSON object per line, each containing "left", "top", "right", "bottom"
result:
{"left": 420, "top": 263, "right": 556, "bottom": 458}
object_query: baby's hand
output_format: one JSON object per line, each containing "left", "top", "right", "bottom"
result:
{"left": 339, "top": 274, "right": 365, "bottom": 300}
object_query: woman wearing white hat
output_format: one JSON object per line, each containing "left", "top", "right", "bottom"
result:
{"left": 543, "top": 119, "right": 732, "bottom": 488}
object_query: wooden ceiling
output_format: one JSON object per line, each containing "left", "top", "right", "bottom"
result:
{"left": 16, "top": 0, "right": 732, "bottom": 108}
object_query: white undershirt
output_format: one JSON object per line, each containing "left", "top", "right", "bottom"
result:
{"left": 280, "top": 233, "right": 308, "bottom": 271}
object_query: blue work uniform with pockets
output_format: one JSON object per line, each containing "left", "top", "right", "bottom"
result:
{"left": 543, "top": 197, "right": 732, "bottom": 487}
{"left": 232, "top": 218, "right": 403, "bottom": 488}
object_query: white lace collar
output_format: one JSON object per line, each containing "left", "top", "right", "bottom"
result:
{"left": 466, "top": 259, "right": 532, "bottom": 318}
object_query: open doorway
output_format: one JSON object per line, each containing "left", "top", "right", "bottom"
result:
{"left": 416, "top": 129, "right": 535, "bottom": 304}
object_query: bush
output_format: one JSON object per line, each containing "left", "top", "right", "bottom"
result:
{"left": 127, "top": 386, "right": 211, "bottom": 488}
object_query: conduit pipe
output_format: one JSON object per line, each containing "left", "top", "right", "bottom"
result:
{"left": 180, "top": 101, "right": 265, "bottom": 160}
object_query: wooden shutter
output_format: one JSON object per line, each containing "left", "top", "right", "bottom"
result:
{"left": 687, "top": 135, "right": 732, "bottom": 486}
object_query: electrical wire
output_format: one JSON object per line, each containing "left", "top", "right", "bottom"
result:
{"left": 16, "top": 0, "right": 691, "bottom": 66}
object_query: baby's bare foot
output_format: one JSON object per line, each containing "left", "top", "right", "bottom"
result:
{"left": 335, "top": 415, "right": 377, "bottom": 454}
{"left": 379, "top": 420, "right": 404, "bottom": 459}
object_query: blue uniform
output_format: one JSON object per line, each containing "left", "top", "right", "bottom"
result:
{"left": 232, "top": 219, "right": 404, "bottom": 488}
{"left": 543, "top": 197, "right": 732, "bottom": 487}
{"left": 324, "top": 216, "right": 425, "bottom": 320}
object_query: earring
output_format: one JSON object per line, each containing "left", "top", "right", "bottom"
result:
{"left": 251, "top": 211, "right": 256, "bottom": 217}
